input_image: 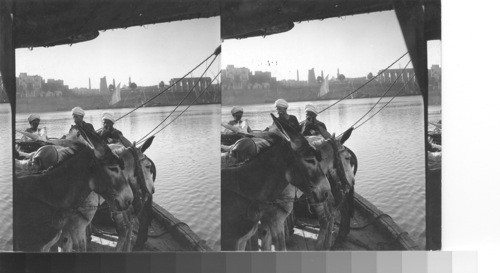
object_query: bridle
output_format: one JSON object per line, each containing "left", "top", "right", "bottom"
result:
{"left": 223, "top": 140, "right": 330, "bottom": 216}
{"left": 128, "top": 146, "right": 151, "bottom": 214}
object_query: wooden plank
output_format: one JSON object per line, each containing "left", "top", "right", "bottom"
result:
{"left": 151, "top": 202, "right": 212, "bottom": 251}
{"left": 353, "top": 192, "right": 418, "bottom": 250}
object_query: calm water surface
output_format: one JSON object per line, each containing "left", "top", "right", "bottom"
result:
{"left": 0, "top": 97, "right": 441, "bottom": 251}
{"left": 223, "top": 96, "right": 440, "bottom": 249}
{"left": 0, "top": 104, "right": 12, "bottom": 250}
{"left": 15, "top": 104, "right": 221, "bottom": 250}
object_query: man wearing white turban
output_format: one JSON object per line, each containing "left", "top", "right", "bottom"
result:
{"left": 224, "top": 106, "right": 251, "bottom": 133}
{"left": 99, "top": 112, "right": 131, "bottom": 145}
{"left": 300, "top": 104, "right": 328, "bottom": 137}
{"left": 274, "top": 98, "right": 300, "bottom": 132}
{"left": 26, "top": 114, "right": 41, "bottom": 134}
{"left": 68, "top": 106, "right": 96, "bottom": 134}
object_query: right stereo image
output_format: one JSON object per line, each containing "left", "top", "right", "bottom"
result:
{"left": 219, "top": 2, "right": 441, "bottom": 251}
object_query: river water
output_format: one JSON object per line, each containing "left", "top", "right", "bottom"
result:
{"left": 0, "top": 104, "right": 13, "bottom": 250}
{"left": 12, "top": 104, "right": 221, "bottom": 250}
{"left": 222, "top": 96, "right": 440, "bottom": 249}
{"left": 0, "top": 96, "right": 439, "bottom": 251}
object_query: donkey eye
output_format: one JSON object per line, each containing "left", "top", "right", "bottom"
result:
{"left": 305, "top": 159, "right": 316, "bottom": 164}
{"left": 108, "top": 166, "right": 120, "bottom": 172}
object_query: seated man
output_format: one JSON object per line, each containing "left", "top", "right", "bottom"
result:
{"left": 99, "top": 112, "right": 132, "bottom": 146}
{"left": 223, "top": 106, "right": 252, "bottom": 134}
{"left": 300, "top": 104, "right": 327, "bottom": 137}
{"left": 21, "top": 114, "right": 43, "bottom": 141}
{"left": 274, "top": 99, "right": 300, "bottom": 132}
{"left": 63, "top": 107, "right": 96, "bottom": 139}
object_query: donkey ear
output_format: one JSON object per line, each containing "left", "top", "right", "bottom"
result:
{"left": 139, "top": 136, "right": 155, "bottom": 153}
{"left": 339, "top": 127, "right": 354, "bottom": 144}
{"left": 270, "top": 114, "right": 307, "bottom": 151}
{"left": 76, "top": 123, "right": 111, "bottom": 160}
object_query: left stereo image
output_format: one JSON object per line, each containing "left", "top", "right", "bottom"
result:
{"left": 2, "top": 2, "right": 221, "bottom": 252}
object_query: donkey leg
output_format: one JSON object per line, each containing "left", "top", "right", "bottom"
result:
{"left": 133, "top": 196, "right": 153, "bottom": 251}
{"left": 113, "top": 210, "right": 133, "bottom": 252}
{"left": 259, "top": 223, "right": 272, "bottom": 251}
{"left": 41, "top": 230, "right": 62, "bottom": 252}
{"left": 275, "top": 217, "right": 288, "bottom": 251}
{"left": 237, "top": 223, "right": 258, "bottom": 251}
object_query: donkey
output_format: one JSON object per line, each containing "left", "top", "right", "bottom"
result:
{"left": 14, "top": 123, "right": 134, "bottom": 251}
{"left": 221, "top": 114, "right": 335, "bottom": 251}
{"left": 258, "top": 127, "right": 357, "bottom": 250}
{"left": 57, "top": 136, "right": 156, "bottom": 252}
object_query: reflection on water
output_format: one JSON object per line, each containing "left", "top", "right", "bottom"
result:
{"left": 222, "top": 96, "right": 431, "bottom": 249}
{"left": 0, "top": 104, "right": 12, "bottom": 250}
{"left": 15, "top": 104, "right": 221, "bottom": 250}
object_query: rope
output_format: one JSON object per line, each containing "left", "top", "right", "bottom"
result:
{"left": 135, "top": 56, "right": 219, "bottom": 144}
{"left": 349, "top": 60, "right": 411, "bottom": 128}
{"left": 318, "top": 52, "right": 408, "bottom": 114}
{"left": 112, "top": 46, "right": 221, "bottom": 124}
{"left": 336, "top": 74, "right": 415, "bottom": 139}
{"left": 301, "top": 228, "right": 310, "bottom": 251}
{"left": 353, "top": 74, "right": 415, "bottom": 130}
{"left": 136, "top": 71, "right": 221, "bottom": 145}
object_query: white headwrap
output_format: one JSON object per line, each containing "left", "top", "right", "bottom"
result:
{"left": 71, "top": 107, "right": 85, "bottom": 117}
{"left": 28, "top": 114, "right": 40, "bottom": 122}
{"left": 102, "top": 112, "right": 115, "bottom": 123}
{"left": 274, "top": 98, "right": 288, "bottom": 108}
{"left": 231, "top": 106, "right": 244, "bottom": 115}
{"left": 304, "top": 104, "right": 318, "bottom": 115}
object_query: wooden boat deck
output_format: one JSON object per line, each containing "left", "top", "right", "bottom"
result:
{"left": 88, "top": 202, "right": 212, "bottom": 252}
{"left": 286, "top": 193, "right": 419, "bottom": 251}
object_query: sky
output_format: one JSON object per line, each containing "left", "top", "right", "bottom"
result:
{"left": 16, "top": 17, "right": 221, "bottom": 89}
{"left": 222, "top": 10, "right": 441, "bottom": 81}
{"left": 14, "top": 11, "right": 442, "bottom": 88}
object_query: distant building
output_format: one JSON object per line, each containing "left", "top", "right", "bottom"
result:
{"left": 222, "top": 65, "right": 276, "bottom": 90}
{"left": 377, "top": 68, "right": 416, "bottom": 84}
{"left": 169, "top": 77, "right": 212, "bottom": 92}
{"left": 222, "top": 65, "right": 251, "bottom": 90}
{"left": 71, "top": 88, "right": 101, "bottom": 96}
{"left": 308, "top": 69, "right": 316, "bottom": 85}
{"left": 100, "top": 77, "right": 109, "bottom": 95}
{"left": 280, "top": 79, "right": 308, "bottom": 87}
{"left": 429, "top": 64, "right": 441, "bottom": 81}
{"left": 17, "top": 73, "right": 43, "bottom": 97}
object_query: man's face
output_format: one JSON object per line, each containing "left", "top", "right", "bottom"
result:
{"left": 232, "top": 112, "right": 243, "bottom": 121}
{"left": 306, "top": 111, "right": 317, "bottom": 121}
{"left": 30, "top": 119, "right": 40, "bottom": 128}
{"left": 73, "top": 114, "right": 84, "bottom": 124}
{"left": 276, "top": 106, "right": 287, "bottom": 116}
{"left": 103, "top": 119, "right": 114, "bottom": 129}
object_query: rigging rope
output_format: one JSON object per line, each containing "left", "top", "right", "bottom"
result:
{"left": 137, "top": 71, "right": 221, "bottom": 145}
{"left": 318, "top": 52, "right": 408, "bottom": 114}
{"left": 353, "top": 75, "right": 415, "bottom": 130}
{"left": 336, "top": 74, "right": 415, "bottom": 139}
{"left": 113, "top": 46, "right": 221, "bottom": 124}
{"left": 349, "top": 60, "right": 411, "bottom": 129}
{"left": 135, "top": 54, "right": 220, "bottom": 144}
